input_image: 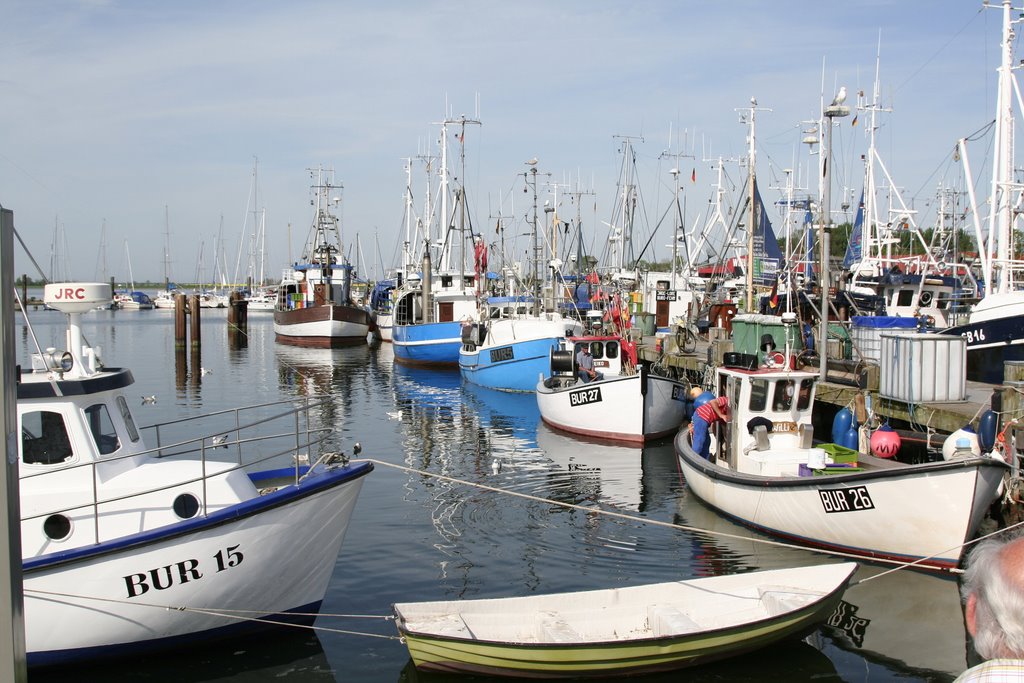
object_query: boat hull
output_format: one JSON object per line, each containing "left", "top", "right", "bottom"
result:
{"left": 395, "top": 563, "right": 856, "bottom": 678}
{"left": 943, "top": 314, "right": 1024, "bottom": 384}
{"left": 274, "top": 304, "right": 370, "bottom": 347}
{"left": 460, "top": 317, "right": 583, "bottom": 393}
{"left": 393, "top": 321, "right": 463, "bottom": 366}
{"left": 536, "top": 370, "right": 688, "bottom": 443}
{"left": 674, "top": 431, "right": 1005, "bottom": 570}
{"left": 25, "top": 462, "right": 372, "bottom": 666}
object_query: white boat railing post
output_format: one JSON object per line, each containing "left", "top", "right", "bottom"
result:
{"left": 200, "top": 441, "right": 208, "bottom": 518}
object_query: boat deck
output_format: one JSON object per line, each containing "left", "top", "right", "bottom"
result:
{"left": 636, "top": 333, "right": 1008, "bottom": 438}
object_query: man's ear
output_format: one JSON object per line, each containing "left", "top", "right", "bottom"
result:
{"left": 966, "top": 593, "right": 978, "bottom": 637}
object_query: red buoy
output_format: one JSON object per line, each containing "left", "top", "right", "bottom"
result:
{"left": 870, "top": 424, "right": 901, "bottom": 459}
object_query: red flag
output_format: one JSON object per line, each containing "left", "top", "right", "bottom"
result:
{"left": 769, "top": 275, "right": 779, "bottom": 308}
{"left": 691, "top": 168, "right": 696, "bottom": 183}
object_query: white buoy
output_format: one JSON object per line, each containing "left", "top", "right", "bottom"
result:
{"left": 942, "top": 427, "right": 981, "bottom": 460}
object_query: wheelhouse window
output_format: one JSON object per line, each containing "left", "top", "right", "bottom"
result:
{"left": 21, "top": 410, "right": 74, "bottom": 465}
{"left": 748, "top": 379, "right": 769, "bottom": 412}
{"left": 772, "top": 380, "right": 795, "bottom": 412}
{"left": 797, "top": 379, "right": 814, "bottom": 410}
{"left": 604, "top": 342, "right": 619, "bottom": 359}
{"left": 116, "top": 396, "right": 140, "bottom": 443}
{"left": 85, "top": 403, "right": 121, "bottom": 455}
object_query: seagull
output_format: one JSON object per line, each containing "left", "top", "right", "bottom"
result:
{"left": 525, "top": 157, "right": 538, "bottom": 166}
{"left": 830, "top": 86, "right": 847, "bottom": 107}
{"left": 353, "top": 442, "right": 362, "bottom": 456}
{"left": 491, "top": 459, "right": 501, "bottom": 474}
{"left": 141, "top": 395, "right": 157, "bottom": 405}
{"left": 210, "top": 434, "right": 229, "bottom": 448}
{"left": 386, "top": 411, "right": 402, "bottom": 421}
{"left": 200, "top": 367, "right": 212, "bottom": 376}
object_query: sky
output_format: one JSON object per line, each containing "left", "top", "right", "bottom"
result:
{"left": 0, "top": 1, "right": 1010, "bottom": 286}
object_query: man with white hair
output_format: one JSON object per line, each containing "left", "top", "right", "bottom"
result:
{"left": 956, "top": 533, "right": 1024, "bottom": 681}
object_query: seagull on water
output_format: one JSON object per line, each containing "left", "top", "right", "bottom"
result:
{"left": 200, "top": 367, "right": 212, "bottom": 376}
{"left": 141, "top": 395, "right": 157, "bottom": 405}
{"left": 830, "top": 86, "right": 847, "bottom": 107}
{"left": 386, "top": 411, "right": 402, "bottom": 421}
{"left": 210, "top": 434, "right": 229, "bottom": 448}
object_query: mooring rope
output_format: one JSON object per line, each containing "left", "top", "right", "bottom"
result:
{"left": 22, "top": 588, "right": 400, "bottom": 641}
{"left": 27, "top": 457, "right": 1021, "bottom": 640}
{"left": 360, "top": 457, "right": 1024, "bottom": 583}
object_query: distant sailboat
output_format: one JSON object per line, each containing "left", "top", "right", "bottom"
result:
{"left": 153, "top": 206, "right": 179, "bottom": 309}
{"left": 114, "top": 240, "right": 154, "bottom": 310}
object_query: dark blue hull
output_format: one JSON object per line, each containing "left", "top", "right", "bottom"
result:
{"left": 942, "top": 316, "right": 1024, "bottom": 383}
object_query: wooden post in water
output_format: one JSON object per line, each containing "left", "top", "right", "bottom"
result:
{"left": 189, "top": 294, "right": 201, "bottom": 352}
{"left": 0, "top": 208, "right": 28, "bottom": 681}
{"left": 174, "top": 293, "right": 187, "bottom": 350}
{"left": 228, "top": 292, "right": 248, "bottom": 349}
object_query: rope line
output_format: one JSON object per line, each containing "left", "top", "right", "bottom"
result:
{"left": 359, "top": 458, "right": 986, "bottom": 576}
{"left": 23, "top": 588, "right": 400, "bottom": 641}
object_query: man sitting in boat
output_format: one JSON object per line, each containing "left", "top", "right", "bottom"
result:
{"left": 956, "top": 533, "right": 1024, "bottom": 681}
{"left": 576, "top": 344, "right": 603, "bottom": 383}
{"left": 689, "top": 388, "right": 729, "bottom": 461}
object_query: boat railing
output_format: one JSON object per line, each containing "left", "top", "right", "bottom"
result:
{"left": 20, "top": 396, "right": 339, "bottom": 543}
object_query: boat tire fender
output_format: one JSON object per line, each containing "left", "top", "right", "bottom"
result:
{"left": 747, "top": 416, "right": 774, "bottom": 434}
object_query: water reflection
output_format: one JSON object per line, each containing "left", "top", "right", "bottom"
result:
{"left": 33, "top": 630, "right": 336, "bottom": 682}
{"left": 675, "top": 489, "right": 968, "bottom": 679}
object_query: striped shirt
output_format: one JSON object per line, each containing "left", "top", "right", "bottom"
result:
{"left": 694, "top": 396, "right": 729, "bottom": 424}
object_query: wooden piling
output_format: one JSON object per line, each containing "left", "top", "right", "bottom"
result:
{"left": 174, "top": 294, "right": 187, "bottom": 350}
{"left": 1003, "top": 361, "right": 1024, "bottom": 422}
{"left": 228, "top": 292, "right": 248, "bottom": 349}
{"left": 189, "top": 294, "right": 201, "bottom": 351}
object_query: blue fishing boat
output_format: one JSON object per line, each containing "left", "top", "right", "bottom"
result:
{"left": 392, "top": 114, "right": 484, "bottom": 367}
{"left": 459, "top": 297, "right": 583, "bottom": 392}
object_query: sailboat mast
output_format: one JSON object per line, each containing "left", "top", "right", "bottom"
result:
{"left": 163, "top": 205, "right": 171, "bottom": 290}
{"left": 747, "top": 108, "right": 757, "bottom": 313}
{"left": 990, "top": 0, "right": 1016, "bottom": 294}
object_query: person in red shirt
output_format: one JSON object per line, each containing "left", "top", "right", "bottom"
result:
{"left": 690, "top": 389, "right": 729, "bottom": 460}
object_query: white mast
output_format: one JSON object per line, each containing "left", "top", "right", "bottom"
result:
{"left": 989, "top": 0, "right": 1018, "bottom": 294}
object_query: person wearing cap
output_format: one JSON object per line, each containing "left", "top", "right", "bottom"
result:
{"left": 954, "top": 533, "right": 1024, "bottom": 681}
{"left": 576, "top": 344, "right": 603, "bottom": 383}
{"left": 689, "top": 387, "right": 729, "bottom": 461}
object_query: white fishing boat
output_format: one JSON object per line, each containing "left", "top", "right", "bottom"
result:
{"left": 394, "top": 562, "right": 857, "bottom": 678}
{"left": 674, "top": 347, "right": 1007, "bottom": 571}
{"left": 536, "top": 335, "right": 688, "bottom": 443}
{"left": 274, "top": 166, "right": 371, "bottom": 347}
{"left": 20, "top": 282, "right": 373, "bottom": 666}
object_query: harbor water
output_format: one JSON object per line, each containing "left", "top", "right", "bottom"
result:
{"left": 23, "top": 306, "right": 972, "bottom": 682}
